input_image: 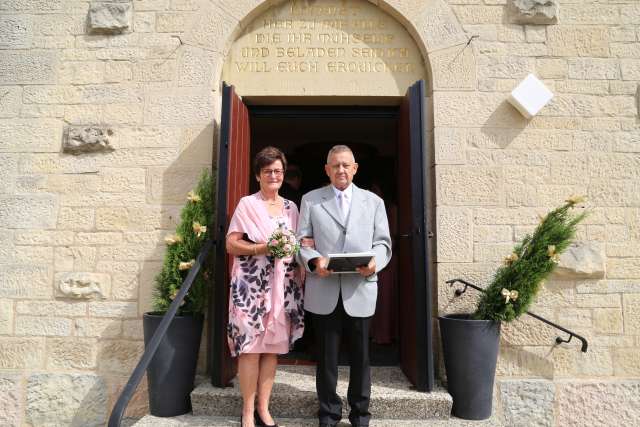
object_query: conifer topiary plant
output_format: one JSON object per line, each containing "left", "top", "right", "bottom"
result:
{"left": 472, "top": 197, "right": 588, "bottom": 322}
{"left": 152, "top": 170, "right": 214, "bottom": 315}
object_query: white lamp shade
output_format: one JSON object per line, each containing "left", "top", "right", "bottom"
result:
{"left": 508, "top": 74, "right": 554, "bottom": 119}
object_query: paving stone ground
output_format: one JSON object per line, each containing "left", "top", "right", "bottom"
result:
{"left": 132, "top": 414, "right": 504, "bottom": 427}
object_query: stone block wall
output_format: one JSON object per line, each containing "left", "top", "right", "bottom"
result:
{"left": 0, "top": 1, "right": 215, "bottom": 425}
{"left": 436, "top": 0, "right": 640, "bottom": 423}
{"left": 437, "top": 0, "right": 640, "bottom": 368}
{"left": 0, "top": 0, "right": 639, "bottom": 425}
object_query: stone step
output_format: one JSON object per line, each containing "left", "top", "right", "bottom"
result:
{"left": 132, "top": 414, "right": 504, "bottom": 427}
{"left": 190, "top": 366, "right": 452, "bottom": 420}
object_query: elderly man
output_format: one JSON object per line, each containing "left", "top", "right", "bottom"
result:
{"left": 297, "top": 145, "right": 392, "bottom": 427}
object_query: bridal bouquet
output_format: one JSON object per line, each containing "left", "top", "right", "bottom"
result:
{"left": 267, "top": 225, "right": 300, "bottom": 258}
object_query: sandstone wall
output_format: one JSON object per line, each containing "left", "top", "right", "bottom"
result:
{"left": 436, "top": 1, "right": 640, "bottom": 424}
{"left": 0, "top": 0, "right": 638, "bottom": 425}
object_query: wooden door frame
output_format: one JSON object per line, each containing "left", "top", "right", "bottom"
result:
{"left": 248, "top": 105, "right": 399, "bottom": 119}
{"left": 406, "top": 80, "right": 434, "bottom": 391}
{"left": 210, "top": 83, "right": 250, "bottom": 387}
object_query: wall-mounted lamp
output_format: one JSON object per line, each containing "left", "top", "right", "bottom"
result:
{"left": 508, "top": 73, "right": 554, "bottom": 119}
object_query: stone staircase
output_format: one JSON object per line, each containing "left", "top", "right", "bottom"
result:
{"left": 131, "top": 366, "right": 503, "bottom": 426}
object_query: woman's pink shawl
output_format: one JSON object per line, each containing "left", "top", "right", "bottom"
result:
{"left": 227, "top": 193, "right": 300, "bottom": 353}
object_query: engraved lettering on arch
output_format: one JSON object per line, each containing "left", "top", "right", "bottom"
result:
{"left": 326, "top": 61, "right": 414, "bottom": 73}
{"left": 289, "top": 1, "right": 360, "bottom": 17}
{"left": 275, "top": 47, "right": 346, "bottom": 58}
{"left": 276, "top": 61, "right": 319, "bottom": 72}
{"left": 223, "top": 0, "right": 427, "bottom": 94}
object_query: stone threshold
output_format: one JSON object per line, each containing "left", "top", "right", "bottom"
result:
{"left": 132, "top": 414, "right": 504, "bottom": 427}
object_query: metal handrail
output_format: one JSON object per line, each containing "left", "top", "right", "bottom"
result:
{"left": 445, "top": 278, "right": 588, "bottom": 352}
{"left": 108, "top": 239, "right": 214, "bottom": 427}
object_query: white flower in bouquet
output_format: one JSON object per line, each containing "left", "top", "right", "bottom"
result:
{"left": 267, "top": 226, "right": 300, "bottom": 258}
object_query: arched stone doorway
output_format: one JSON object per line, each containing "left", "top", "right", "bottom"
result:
{"left": 178, "top": 0, "right": 477, "bottom": 393}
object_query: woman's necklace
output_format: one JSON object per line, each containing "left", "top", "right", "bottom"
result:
{"left": 260, "top": 191, "right": 279, "bottom": 206}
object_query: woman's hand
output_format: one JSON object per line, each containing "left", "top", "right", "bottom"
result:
{"left": 258, "top": 243, "right": 269, "bottom": 255}
{"left": 300, "top": 237, "right": 315, "bottom": 249}
{"left": 226, "top": 232, "right": 268, "bottom": 256}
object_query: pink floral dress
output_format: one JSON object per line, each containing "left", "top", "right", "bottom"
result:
{"left": 226, "top": 194, "right": 305, "bottom": 357}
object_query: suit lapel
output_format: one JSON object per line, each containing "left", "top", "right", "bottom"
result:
{"left": 320, "top": 185, "right": 345, "bottom": 227}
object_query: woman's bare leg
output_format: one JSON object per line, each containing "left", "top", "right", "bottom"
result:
{"left": 256, "top": 353, "right": 278, "bottom": 425}
{"left": 238, "top": 353, "right": 260, "bottom": 427}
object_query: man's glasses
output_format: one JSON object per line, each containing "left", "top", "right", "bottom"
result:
{"left": 261, "top": 168, "right": 284, "bottom": 177}
{"left": 328, "top": 162, "right": 354, "bottom": 171}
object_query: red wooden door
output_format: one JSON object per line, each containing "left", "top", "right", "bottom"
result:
{"left": 397, "top": 80, "right": 434, "bottom": 392}
{"left": 210, "top": 83, "right": 250, "bottom": 387}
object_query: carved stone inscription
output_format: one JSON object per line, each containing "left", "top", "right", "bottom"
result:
{"left": 223, "top": 0, "right": 426, "bottom": 96}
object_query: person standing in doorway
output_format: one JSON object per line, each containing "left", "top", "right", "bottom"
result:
{"left": 280, "top": 163, "right": 303, "bottom": 208}
{"left": 297, "top": 145, "right": 392, "bottom": 427}
{"left": 226, "top": 147, "right": 306, "bottom": 427}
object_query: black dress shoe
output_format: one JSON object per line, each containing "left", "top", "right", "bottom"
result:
{"left": 254, "top": 410, "right": 278, "bottom": 427}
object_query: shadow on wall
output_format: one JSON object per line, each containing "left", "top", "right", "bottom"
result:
{"left": 497, "top": 337, "right": 555, "bottom": 379}
{"left": 435, "top": 327, "right": 555, "bottom": 385}
{"left": 480, "top": 100, "right": 528, "bottom": 150}
{"left": 435, "top": 274, "right": 558, "bottom": 382}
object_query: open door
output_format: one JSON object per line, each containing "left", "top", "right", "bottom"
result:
{"left": 397, "top": 80, "right": 434, "bottom": 392}
{"left": 210, "top": 83, "right": 250, "bottom": 387}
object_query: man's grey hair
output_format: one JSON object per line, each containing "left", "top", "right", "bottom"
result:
{"left": 326, "top": 145, "right": 355, "bottom": 164}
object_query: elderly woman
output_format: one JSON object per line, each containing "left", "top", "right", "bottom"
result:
{"left": 226, "top": 146, "right": 305, "bottom": 427}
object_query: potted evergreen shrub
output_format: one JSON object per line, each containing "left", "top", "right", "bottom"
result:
{"left": 143, "top": 170, "right": 214, "bottom": 417}
{"left": 439, "top": 197, "right": 587, "bottom": 420}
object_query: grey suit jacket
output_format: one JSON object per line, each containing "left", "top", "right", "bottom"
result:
{"left": 297, "top": 184, "right": 392, "bottom": 317}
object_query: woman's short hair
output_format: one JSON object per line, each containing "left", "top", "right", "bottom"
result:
{"left": 253, "top": 146, "right": 287, "bottom": 176}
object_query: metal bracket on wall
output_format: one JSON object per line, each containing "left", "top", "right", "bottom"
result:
{"left": 445, "top": 278, "right": 588, "bottom": 353}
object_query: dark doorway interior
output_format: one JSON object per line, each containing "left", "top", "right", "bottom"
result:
{"left": 248, "top": 105, "right": 400, "bottom": 366}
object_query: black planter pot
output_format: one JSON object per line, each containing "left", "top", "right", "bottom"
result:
{"left": 439, "top": 313, "right": 501, "bottom": 420}
{"left": 143, "top": 312, "right": 204, "bottom": 417}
